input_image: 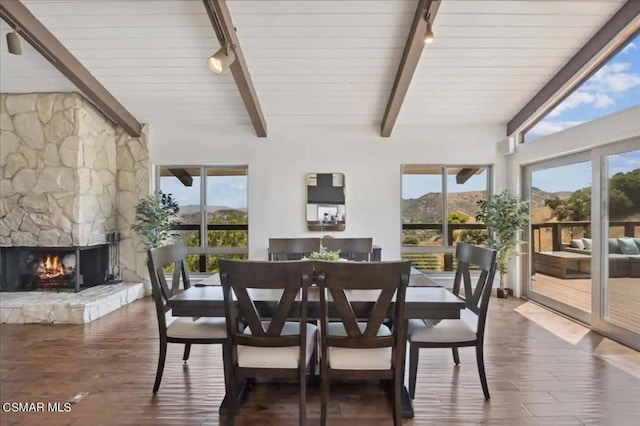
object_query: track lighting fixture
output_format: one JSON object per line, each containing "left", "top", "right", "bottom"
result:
{"left": 207, "top": 43, "right": 235, "bottom": 74}
{"left": 6, "top": 29, "right": 22, "bottom": 55}
{"left": 424, "top": 18, "right": 434, "bottom": 44}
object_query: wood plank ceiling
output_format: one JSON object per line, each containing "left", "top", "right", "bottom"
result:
{"left": 0, "top": 0, "right": 628, "bottom": 140}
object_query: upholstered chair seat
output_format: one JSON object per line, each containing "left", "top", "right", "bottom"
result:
{"left": 325, "top": 322, "right": 392, "bottom": 370}
{"left": 408, "top": 309, "right": 478, "bottom": 343}
{"left": 166, "top": 317, "right": 227, "bottom": 340}
{"left": 238, "top": 321, "right": 318, "bottom": 369}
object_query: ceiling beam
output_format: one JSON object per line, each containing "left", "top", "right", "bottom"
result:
{"left": 0, "top": 1, "right": 142, "bottom": 137}
{"left": 168, "top": 169, "right": 194, "bottom": 187}
{"left": 202, "top": 0, "right": 267, "bottom": 137}
{"left": 507, "top": 1, "right": 640, "bottom": 137}
{"left": 381, "top": 0, "right": 441, "bottom": 137}
{"left": 456, "top": 168, "right": 481, "bottom": 185}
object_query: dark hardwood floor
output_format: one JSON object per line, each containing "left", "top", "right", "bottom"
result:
{"left": 1, "top": 296, "right": 639, "bottom": 425}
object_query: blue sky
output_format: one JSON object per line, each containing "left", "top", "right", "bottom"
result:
{"left": 527, "top": 34, "right": 640, "bottom": 142}
{"left": 160, "top": 175, "right": 248, "bottom": 209}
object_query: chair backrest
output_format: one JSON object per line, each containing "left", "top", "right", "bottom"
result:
{"left": 315, "top": 261, "right": 411, "bottom": 354}
{"left": 321, "top": 237, "right": 373, "bottom": 261}
{"left": 219, "top": 259, "right": 314, "bottom": 352}
{"left": 451, "top": 243, "right": 497, "bottom": 336}
{"left": 268, "top": 238, "right": 321, "bottom": 260}
{"left": 147, "top": 242, "right": 191, "bottom": 332}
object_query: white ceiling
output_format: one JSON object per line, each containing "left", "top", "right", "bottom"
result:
{"left": 0, "top": 0, "right": 627, "bottom": 135}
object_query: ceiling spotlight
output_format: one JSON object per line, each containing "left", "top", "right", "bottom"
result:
{"left": 207, "top": 43, "right": 235, "bottom": 74}
{"left": 6, "top": 30, "right": 22, "bottom": 55}
{"left": 424, "top": 18, "right": 434, "bottom": 44}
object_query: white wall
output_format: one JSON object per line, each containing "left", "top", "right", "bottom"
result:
{"left": 151, "top": 123, "right": 506, "bottom": 260}
{"left": 505, "top": 105, "right": 640, "bottom": 297}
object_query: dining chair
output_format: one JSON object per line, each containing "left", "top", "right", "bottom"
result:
{"left": 321, "top": 237, "right": 373, "bottom": 261}
{"left": 315, "top": 260, "right": 411, "bottom": 426}
{"left": 407, "top": 243, "right": 497, "bottom": 400}
{"left": 268, "top": 237, "right": 321, "bottom": 260}
{"left": 146, "top": 242, "right": 227, "bottom": 393}
{"left": 219, "top": 259, "right": 317, "bottom": 426}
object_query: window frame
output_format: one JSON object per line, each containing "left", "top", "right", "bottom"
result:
{"left": 155, "top": 164, "right": 249, "bottom": 263}
{"left": 400, "top": 164, "right": 492, "bottom": 256}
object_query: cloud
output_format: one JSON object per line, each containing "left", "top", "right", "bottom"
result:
{"left": 528, "top": 120, "right": 585, "bottom": 137}
{"left": 593, "top": 93, "right": 614, "bottom": 108}
{"left": 547, "top": 91, "right": 613, "bottom": 117}
{"left": 583, "top": 62, "right": 640, "bottom": 92}
{"left": 622, "top": 42, "right": 636, "bottom": 54}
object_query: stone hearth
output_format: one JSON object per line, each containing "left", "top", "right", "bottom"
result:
{"left": 0, "top": 282, "right": 145, "bottom": 324}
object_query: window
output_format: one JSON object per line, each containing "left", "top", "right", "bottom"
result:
{"left": 401, "top": 165, "right": 490, "bottom": 272}
{"left": 157, "top": 165, "right": 248, "bottom": 273}
{"left": 525, "top": 34, "right": 640, "bottom": 142}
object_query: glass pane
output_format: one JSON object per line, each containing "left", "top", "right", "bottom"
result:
{"left": 530, "top": 161, "right": 592, "bottom": 317}
{"left": 524, "top": 34, "right": 640, "bottom": 142}
{"left": 402, "top": 166, "right": 443, "bottom": 247}
{"left": 447, "top": 167, "right": 488, "bottom": 247}
{"left": 603, "top": 149, "right": 640, "bottom": 333}
{"left": 402, "top": 253, "right": 445, "bottom": 272}
{"left": 205, "top": 167, "right": 248, "bottom": 249}
{"left": 158, "top": 167, "right": 202, "bottom": 249}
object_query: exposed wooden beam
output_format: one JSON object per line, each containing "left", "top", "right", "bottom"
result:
{"left": 0, "top": 1, "right": 142, "bottom": 137}
{"left": 381, "top": 0, "right": 441, "bottom": 137}
{"left": 507, "top": 1, "right": 640, "bottom": 137}
{"left": 202, "top": 0, "right": 267, "bottom": 137}
{"left": 168, "top": 169, "right": 194, "bottom": 187}
{"left": 456, "top": 168, "right": 481, "bottom": 184}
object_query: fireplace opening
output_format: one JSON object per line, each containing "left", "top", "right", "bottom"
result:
{"left": 0, "top": 244, "right": 120, "bottom": 292}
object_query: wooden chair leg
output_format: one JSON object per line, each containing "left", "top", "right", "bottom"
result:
{"left": 475, "top": 343, "right": 490, "bottom": 400}
{"left": 310, "top": 341, "right": 318, "bottom": 386}
{"left": 299, "top": 361, "right": 307, "bottom": 426}
{"left": 321, "top": 365, "right": 329, "bottom": 426}
{"left": 153, "top": 339, "right": 167, "bottom": 393}
{"left": 226, "top": 372, "right": 236, "bottom": 426}
{"left": 452, "top": 347, "right": 460, "bottom": 365}
{"left": 393, "top": 361, "right": 402, "bottom": 426}
{"left": 408, "top": 343, "right": 419, "bottom": 399}
{"left": 183, "top": 343, "right": 191, "bottom": 362}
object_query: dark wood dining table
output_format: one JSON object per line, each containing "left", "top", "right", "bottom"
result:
{"left": 167, "top": 272, "right": 465, "bottom": 418}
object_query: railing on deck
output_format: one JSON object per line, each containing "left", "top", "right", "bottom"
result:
{"left": 403, "top": 221, "right": 640, "bottom": 272}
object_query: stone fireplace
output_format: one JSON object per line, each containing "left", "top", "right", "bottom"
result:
{"left": 0, "top": 92, "right": 151, "bottom": 321}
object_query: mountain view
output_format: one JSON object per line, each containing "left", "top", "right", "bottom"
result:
{"left": 402, "top": 188, "right": 571, "bottom": 223}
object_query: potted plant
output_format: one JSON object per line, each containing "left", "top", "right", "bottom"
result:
{"left": 475, "top": 190, "right": 529, "bottom": 298}
{"left": 133, "top": 191, "right": 181, "bottom": 249}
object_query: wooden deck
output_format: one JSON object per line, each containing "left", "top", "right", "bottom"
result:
{"left": 531, "top": 273, "right": 640, "bottom": 333}
{"left": 1, "top": 296, "right": 640, "bottom": 425}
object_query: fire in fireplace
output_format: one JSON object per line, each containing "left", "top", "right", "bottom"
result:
{"left": 36, "top": 253, "right": 76, "bottom": 288}
{"left": 0, "top": 244, "right": 118, "bottom": 292}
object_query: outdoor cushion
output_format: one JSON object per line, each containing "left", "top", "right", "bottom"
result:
{"left": 326, "top": 322, "right": 392, "bottom": 370}
{"left": 570, "top": 239, "right": 585, "bottom": 249}
{"left": 237, "top": 321, "right": 317, "bottom": 369}
{"left": 618, "top": 237, "right": 640, "bottom": 255}
{"left": 609, "top": 238, "right": 622, "bottom": 254}
{"left": 408, "top": 308, "right": 478, "bottom": 343}
{"left": 582, "top": 238, "right": 593, "bottom": 250}
{"left": 166, "top": 317, "right": 227, "bottom": 339}
{"left": 634, "top": 238, "right": 640, "bottom": 251}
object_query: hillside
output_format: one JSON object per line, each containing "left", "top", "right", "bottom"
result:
{"left": 402, "top": 188, "right": 573, "bottom": 223}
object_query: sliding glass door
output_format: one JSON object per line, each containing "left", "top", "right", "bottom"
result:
{"left": 524, "top": 139, "right": 640, "bottom": 350}
{"left": 592, "top": 140, "right": 640, "bottom": 350}
{"left": 523, "top": 153, "right": 592, "bottom": 324}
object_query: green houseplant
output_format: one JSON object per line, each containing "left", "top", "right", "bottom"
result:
{"left": 476, "top": 190, "right": 529, "bottom": 298}
{"left": 133, "top": 191, "right": 181, "bottom": 249}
